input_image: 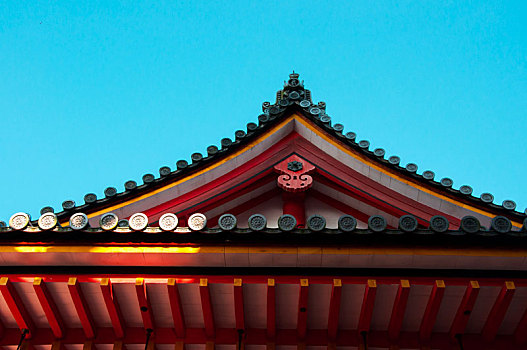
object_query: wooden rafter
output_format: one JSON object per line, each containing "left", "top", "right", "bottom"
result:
{"left": 388, "top": 280, "right": 410, "bottom": 341}
{"left": 0, "top": 277, "right": 35, "bottom": 338}
{"left": 167, "top": 278, "right": 186, "bottom": 338}
{"left": 482, "top": 281, "right": 515, "bottom": 342}
{"left": 135, "top": 278, "right": 155, "bottom": 331}
{"left": 449, "top": 281, "right": 480, "bottom": 339}
{"left": 327, "top": 279, "right": 342, "bottom": 342}
{"left": 33, "top": 277, "right": 65, "bottom": 339}
{"left": 267, "top": 278, "right": 276, "bottom": 340}
{"left": 100, "top": 278, "right": 125, "bottom": 339}
{"left": 200, "top": 278, "right": 215, "bottom": 339}
{"left": 419, "top": 280, "right": 445, "bottom": 342}
{"left": 297, "top": 279, "right": 309, "bottom": 340}
{"left": 358, "top": 279, "right": 377, "bottom": 334}
{"left": 234, "top": 278, "right": 245, "bottom": 331}
{"left": 515, "top": 305, "right": 527, "bottom": 345}
{"left": 68, "top": 277, "right": 96, "bottom": 339}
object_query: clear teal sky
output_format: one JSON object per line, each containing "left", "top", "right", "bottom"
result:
{"left": 1, "top": 1, "right": 526, "bottom": 221}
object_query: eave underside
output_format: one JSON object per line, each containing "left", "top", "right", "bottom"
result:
{"left": 1, "top": 274, "right": 527, "bottom": 350}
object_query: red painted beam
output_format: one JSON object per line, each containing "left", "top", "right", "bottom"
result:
{"left": 482, "top": 281, "right": 515, "bottom": 342}
{"left": 0, "top": 277, "right": 35, "bottom": 338}
{"left": 33, "top": 277, "right": 65, "bottom": 339}
{"left": 177, "top": 174, "right": 277, "bottom": 225}
{"left": 297, "top": 279, "right": 309, "bottom": 340}
{"left": 449, "top": 281, "right": 480, "bottom": 340}
{"left": 358, "top": 279, "right": 377, "bottom": 334}
{"left": 2, "top": 274, "right": 526, "bottom": 287}
{"left": 135, "top": 278, "right": 155, "bottom": 331}
{"left": 68, "top": 277, "right": 96, "bottom": 339}
{"left": 167, "top": 278, "right": 186, "bottom": 338}
{"left": 419, "top": 280, "right": 445, "bottom": 342}
{"left": 388, "top": 280, "right": 410, "bottom": 341}
{"left": 0, "top": 326, "right": 524, "bottom": 348}
{"left": 327, "top": 279, "right": 342, "bottom": 342}
{"left": 100, "top": 278, "right": 125, "bottom": 339}
{"left": 234, "top": 279, "right": 245, "bottom": 331}
{"left": 515, "top": 304, "right": 527, "bottom": 345}
{"left": 267, "top": 278, "right": 276, "bottom": 340}
{"left": 200, "top": 278, "right": 215, "bottom": 339}
{"left": 316, "top": 175, "right": 424, "bottom": 226}
{"left": 207, "top": 188, "right": 279, "bottom": 228}
{"left": 310, "top": 190, "right": 374, "bottom": 227}
{"left": 283, "top": 192, "right": 306, "bottom": 227}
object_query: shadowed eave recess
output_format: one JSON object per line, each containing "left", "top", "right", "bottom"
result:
{"left": 1, "top": 72, "right": 524, "bottom": 231}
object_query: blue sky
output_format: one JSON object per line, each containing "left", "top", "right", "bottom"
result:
{"left": 0, "top": 1, "right": 526, "bottom": 221}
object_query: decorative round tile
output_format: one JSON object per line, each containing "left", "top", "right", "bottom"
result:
{"left": 100, "top": 213, "right": 119, "bottom": 231}
{"left": 129, "top": 213, "right": 149, "bottom": 231}
{"left": 9, "top": 212, "right": 30, "bottom": 230}
{"left": 69, "top": 213, "right": 89, "bottom": 231}
{"left": 38, "top": 212, "right": 58, "bottom": 231}
{"left": 159, "top": 213, "right": 178, "bottom": 231}
{"left": 188, "top": 213, "right": 207, "bottom": 231}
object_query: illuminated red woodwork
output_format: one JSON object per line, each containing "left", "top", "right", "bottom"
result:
{"left": 267, "top": 279, "right": 276, "bottom": 341}
{"left": 419, "top": 280, "right": 445, "bottom": 342}
{"left": 68, "top": 277, "right": 95, "bottom": 339}
{"left": 33, "top": 277, "right": 64, "bottom": 339}
{"left": 100, "top": 278, "right": 125, "bottom": 339}
{"left": 449, "top": 281, "right": 480, "bottom": 340}
{"left": 1, "top": 277, "right": 35, "bottom": 338}
{"left": 358, "top": 279, "right": 377, "bottom": 334}
{"left": 327, "top": 279, "right": 342, "bottom": 342}
{"left": 167, "top": 279, "right": 186, "bottom": 338}
{"left": 297, "top": 279, "right": 309, "bottom": 340}
{"left": 135, "top": 278, "right": 154, "bottom": 331}
{"left": 200, "top": 278, "right": 215, "bottom": 339}
{"left": 0, "top": 275, "right": 523, "bottom": 349}
{"left": 481, "top": 281, "right": 515, "bottom": 342}
{"left": 388, "top": 280, "right": 410, "bottom": 341}
{"left": 234, "top": 279, "right": 245, "bottom": 331}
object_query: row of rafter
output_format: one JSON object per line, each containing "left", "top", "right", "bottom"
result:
{"left": 0, "top": 277, "right": 526, "bottom": 349}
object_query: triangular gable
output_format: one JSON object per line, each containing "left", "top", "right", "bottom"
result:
{"left": 10, "top": 72, "right": 522, "bottom": 231}
{"left": 55, "top": 112, "right": 522, "bottom": 230}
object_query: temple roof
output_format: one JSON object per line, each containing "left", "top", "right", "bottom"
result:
{"left": 1, "top": 72, "right": 525, "bottom": 235}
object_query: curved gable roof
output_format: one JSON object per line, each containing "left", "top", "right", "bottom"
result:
{"left": 33, "top": 72, "right": 523, "bottom": 226}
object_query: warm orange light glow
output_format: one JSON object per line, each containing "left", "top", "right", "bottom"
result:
{"left": 9, "top": 246, "right": 200, "bottom": 254}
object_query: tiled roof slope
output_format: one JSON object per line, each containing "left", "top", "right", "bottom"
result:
{"left": 4, "top": 72, "right": 523, "bottom": 226}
